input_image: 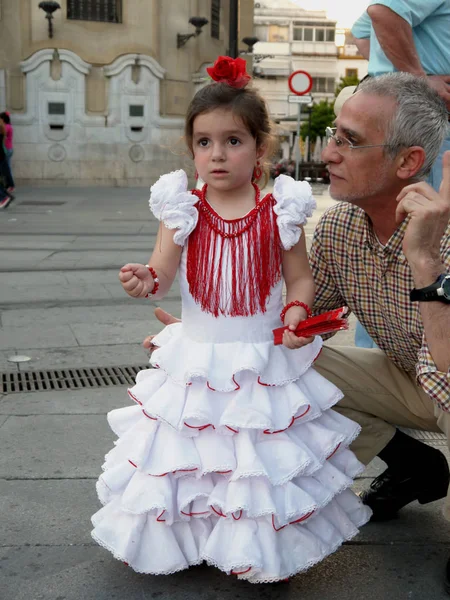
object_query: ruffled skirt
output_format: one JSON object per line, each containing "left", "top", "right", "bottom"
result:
{"left": 91, "top": 323, "right": 371, "bottom": 583}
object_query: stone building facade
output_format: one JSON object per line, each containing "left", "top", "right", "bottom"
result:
{"left": 0, "top": 0, "right": 253, "bottom": 186}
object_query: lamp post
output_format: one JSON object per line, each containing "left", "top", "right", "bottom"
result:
{"left": 38, "top": 1, "right": 61, "bottom": 39}
{"left": 307, "top": 101, "right": 313, "bottom": 163}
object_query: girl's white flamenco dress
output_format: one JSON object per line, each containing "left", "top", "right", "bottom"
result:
{"left": 91, "top": 171, "right": 371, "bottom": 583}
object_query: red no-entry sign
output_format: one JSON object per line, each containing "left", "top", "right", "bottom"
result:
{"left": 288, "top": 70, "right": 313, "bottom": 96}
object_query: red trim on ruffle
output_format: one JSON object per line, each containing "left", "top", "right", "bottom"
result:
{"left": 314, "top": 347, "right": 323, "bottom": 362}
{"left": 181, "top": 509, "right": 210, "bottom": 517}
{"left": 289, "top": 510, "right": 315, "bottom": 525}
{"left": 142, "top": 409, "right": 157, "bottom": 421}
{"left": 232, "top": 375, "right": 241, "bottom": 390}
{"left": 257, "top": 376, "right": 275, "bottom": 387}
{"left": 215, "top": 470, "right": 233, "bottom": 474}
{"left": 207, "top": 382, "right": 216, "bottom": 391}
{"left": 225, "top": 425, "right": 239, "bottom": 433}
{"left": 263, "top": 405, "right": 311, "bottom": 434}
{"left": 184, "top": 422, "right": 215, "bottom": 431}
{"left": 272, "top": 509, "right": 315, "bottom": 531}
{"left": 127, "top": 389, "right": 142, "bottom": 405}
{"left": 327, "top": 442, "right": 341, "bottom": 460}
{"left": 212, "top": 506, "right": 227, "bottom": 518}
{"left": 128, "top": 460, "right": 137, "bottom": 468}
{"left": 231, "top": 567, "right": 252, "bottom": 576}
{"left": 232, "top": 510, "right": 243, "bottom": 521}
{"left": 157, "top": 510, "right": 166, "bottom": 522}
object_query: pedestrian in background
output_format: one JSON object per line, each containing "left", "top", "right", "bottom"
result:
{"left": 0, "top": 111, "right": 15, "bottom": 194}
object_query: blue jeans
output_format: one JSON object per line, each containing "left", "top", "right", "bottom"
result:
{"left": 354, "top": 131, "right": 450, "bottom": 348}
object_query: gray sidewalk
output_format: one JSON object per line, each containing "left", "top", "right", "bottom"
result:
{"left": 0, "top": 185, "right": 449, "bottom": 600}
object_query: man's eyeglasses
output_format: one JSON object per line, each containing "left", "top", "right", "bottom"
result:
{"left": 325, "top": 127, "right": 391, "bottom": 151}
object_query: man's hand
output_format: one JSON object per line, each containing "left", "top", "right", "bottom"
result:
{"left": 427, "top": 76, "right": 450, "bottom": 111}
{"left": 143, "top": 308, "right": 181, "bottom": 351}
{"left": 396, "top": 151, "right": 450, "bottom": 273}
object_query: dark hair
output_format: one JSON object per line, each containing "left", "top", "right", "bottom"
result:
{"left": 185, "top": 82, "right": 275, "bottom": 186}
{"left": 0, "top": 112, "right": 10, "bottom": 124}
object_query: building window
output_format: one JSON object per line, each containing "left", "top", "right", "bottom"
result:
{"left": 67, "top": 0, "right": 122, "bottom": 23}
{"left": 48, "top": 102, "right": 65, "bottom": 115}
{"left": 312, "top": 77, "right": 335, "bottom": 93}
{"left": 268, "top": 25, "right": 289, "bottom": 42}
{"left": 315, "top": 28, "right": 325, "bottom": 42}
{"left": 293, "top": 22, "right": 335, "bottom": 43}
{"left": 211, "top": 0, "right": 220, "bottom": 39}
{"left": 345, "top": 68, "right": 358, "bottom": 78}
{"left": 129, "top": 105, "right": 144, "bottom": 117}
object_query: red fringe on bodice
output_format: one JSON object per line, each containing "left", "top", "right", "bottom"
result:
{"left": 187, "top": 184, "right": 282, "bottom": 317}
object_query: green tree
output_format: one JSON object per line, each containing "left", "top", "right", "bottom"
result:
{"left": 334, "top": 75, "right": 360, "bottom": 97}
{"left": 300, "top": 100, "right": 335, "bottom": 142}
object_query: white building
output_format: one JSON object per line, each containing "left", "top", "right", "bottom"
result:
{"left": 336, "top": 29, "right": 369, "bottom": 82}
{"left": 250, "top": 0, "right": 367, "bottom": 152}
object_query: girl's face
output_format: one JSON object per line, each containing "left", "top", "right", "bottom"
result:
{"left": 192, "top": 107, "right": 263, "bottom": 194}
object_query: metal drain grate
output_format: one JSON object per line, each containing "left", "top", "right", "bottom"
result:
{"left": 1, "top": 365, "right": 150, "bottom": 393}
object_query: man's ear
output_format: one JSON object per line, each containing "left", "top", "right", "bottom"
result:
{"left": 396, "top": 146, "right": 426, "bottom": 180}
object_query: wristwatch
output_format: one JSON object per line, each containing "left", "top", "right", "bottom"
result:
{"left": 410, "top": 273, "right": 450, "bottom": 303}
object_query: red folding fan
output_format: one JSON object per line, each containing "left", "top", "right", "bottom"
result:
{"left": 273, "top": 307, "right": 349, "bottom": 346}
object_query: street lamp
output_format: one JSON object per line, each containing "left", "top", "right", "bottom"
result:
{"left": 307, "top": 101, "right": 314, "bottom": 163}
{"left": 38, "top": 1, "right": 61, "bottom": 39}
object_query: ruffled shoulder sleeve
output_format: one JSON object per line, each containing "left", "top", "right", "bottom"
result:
{"left": 272, "top": 174, "right": 316, "bottom": 250}
{"left": 149, "top": 170, "right": 199, "bottom": 246}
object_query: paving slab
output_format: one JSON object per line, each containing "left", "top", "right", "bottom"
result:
{"left": 0, "top": 387, "right": 128, "bottom": 415}
{"left": 0, "top": 545, "right": 449, "bottom": 600}
{"left": 0, "top": 479, "right": 96, "bottom": 546}
{"left": 0, "top": 284, "right": 112, "bottom": 306}
{"left": 0, "top": 415, "right": 112, "bottom": 479}
{"left": 1, "top": 300, "right": 182, "bottom": 327}
{"left": 69, "top": 321, "right": 168, "bottom": 346}
{"left": 0, "top": 324, "right": 79, "bottom": 351}
{"left": 11, "top": 344, "right": 149, "bottom": 371}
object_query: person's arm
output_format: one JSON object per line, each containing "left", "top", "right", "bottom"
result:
{"left": 396, "top": 152, "right": 450, "bottom": 408}
{"left": 354, "top": 37, "right": 370, "bottom": 60}
{"left": 367, "top": 4, "right": 425, "bottom": 75}
{"left": 281, "top": 227, "right": 316, "bottom": 349}
{"left": 368, "top": 3, "right": 450, "bottom": 109}
{"left": 119, "top": 223, "right": 182, "bottom": 300}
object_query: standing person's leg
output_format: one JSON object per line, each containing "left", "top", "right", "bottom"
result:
{"left": 1, "top": 155, "right": 14, "bottom": 191}
{"left": 5, "top": 149, "right": 14, "bottom": 190}
{"left": 314, "top": 345, "right": 450, "bottom": 520}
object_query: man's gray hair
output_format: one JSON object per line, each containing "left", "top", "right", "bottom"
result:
{"left": 358, "top": 72, "right": 449, "bottom": 179}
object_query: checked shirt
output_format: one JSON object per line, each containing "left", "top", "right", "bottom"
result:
{"left": 309, "top": 202, "right": 450, "bottom": 411}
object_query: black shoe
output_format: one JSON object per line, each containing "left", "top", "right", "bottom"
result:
{"left": 361, "top": 450, "right": 450, "bottom": 522}
{"left": 445, "top": 557, "right": 450, "bottom": 595}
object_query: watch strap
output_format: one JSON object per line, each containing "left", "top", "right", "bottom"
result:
{"left": 410, "top": 274, "right": 446, "bottom": 302}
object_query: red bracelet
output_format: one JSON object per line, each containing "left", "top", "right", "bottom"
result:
{"left": 280, "top": 301, "right": 312, "bottom": 323}
{"left": 145, "top": 265, "right": 159, "bottom": 297}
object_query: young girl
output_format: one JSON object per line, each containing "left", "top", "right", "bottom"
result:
{"left": 91, "top": 56, "right": 371, "bottom": 583}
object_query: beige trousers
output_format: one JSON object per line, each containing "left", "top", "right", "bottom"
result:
{"left": 314, "top": 345, "right": 450, "bottom": 519}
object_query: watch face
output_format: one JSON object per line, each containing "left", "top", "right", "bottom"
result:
{"left": 442, "top": 276, "right": 450, "bottom": 300}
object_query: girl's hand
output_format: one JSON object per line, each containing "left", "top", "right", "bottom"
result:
{"left": 119, "top": 263, "right": 153, "bottom": 298}
{"left": 282, "top": 305, "right": 314, "bottom": 350}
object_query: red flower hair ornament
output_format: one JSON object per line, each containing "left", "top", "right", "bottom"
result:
{"left": 206, "top": 56, "right": 251, "bottom": 89}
